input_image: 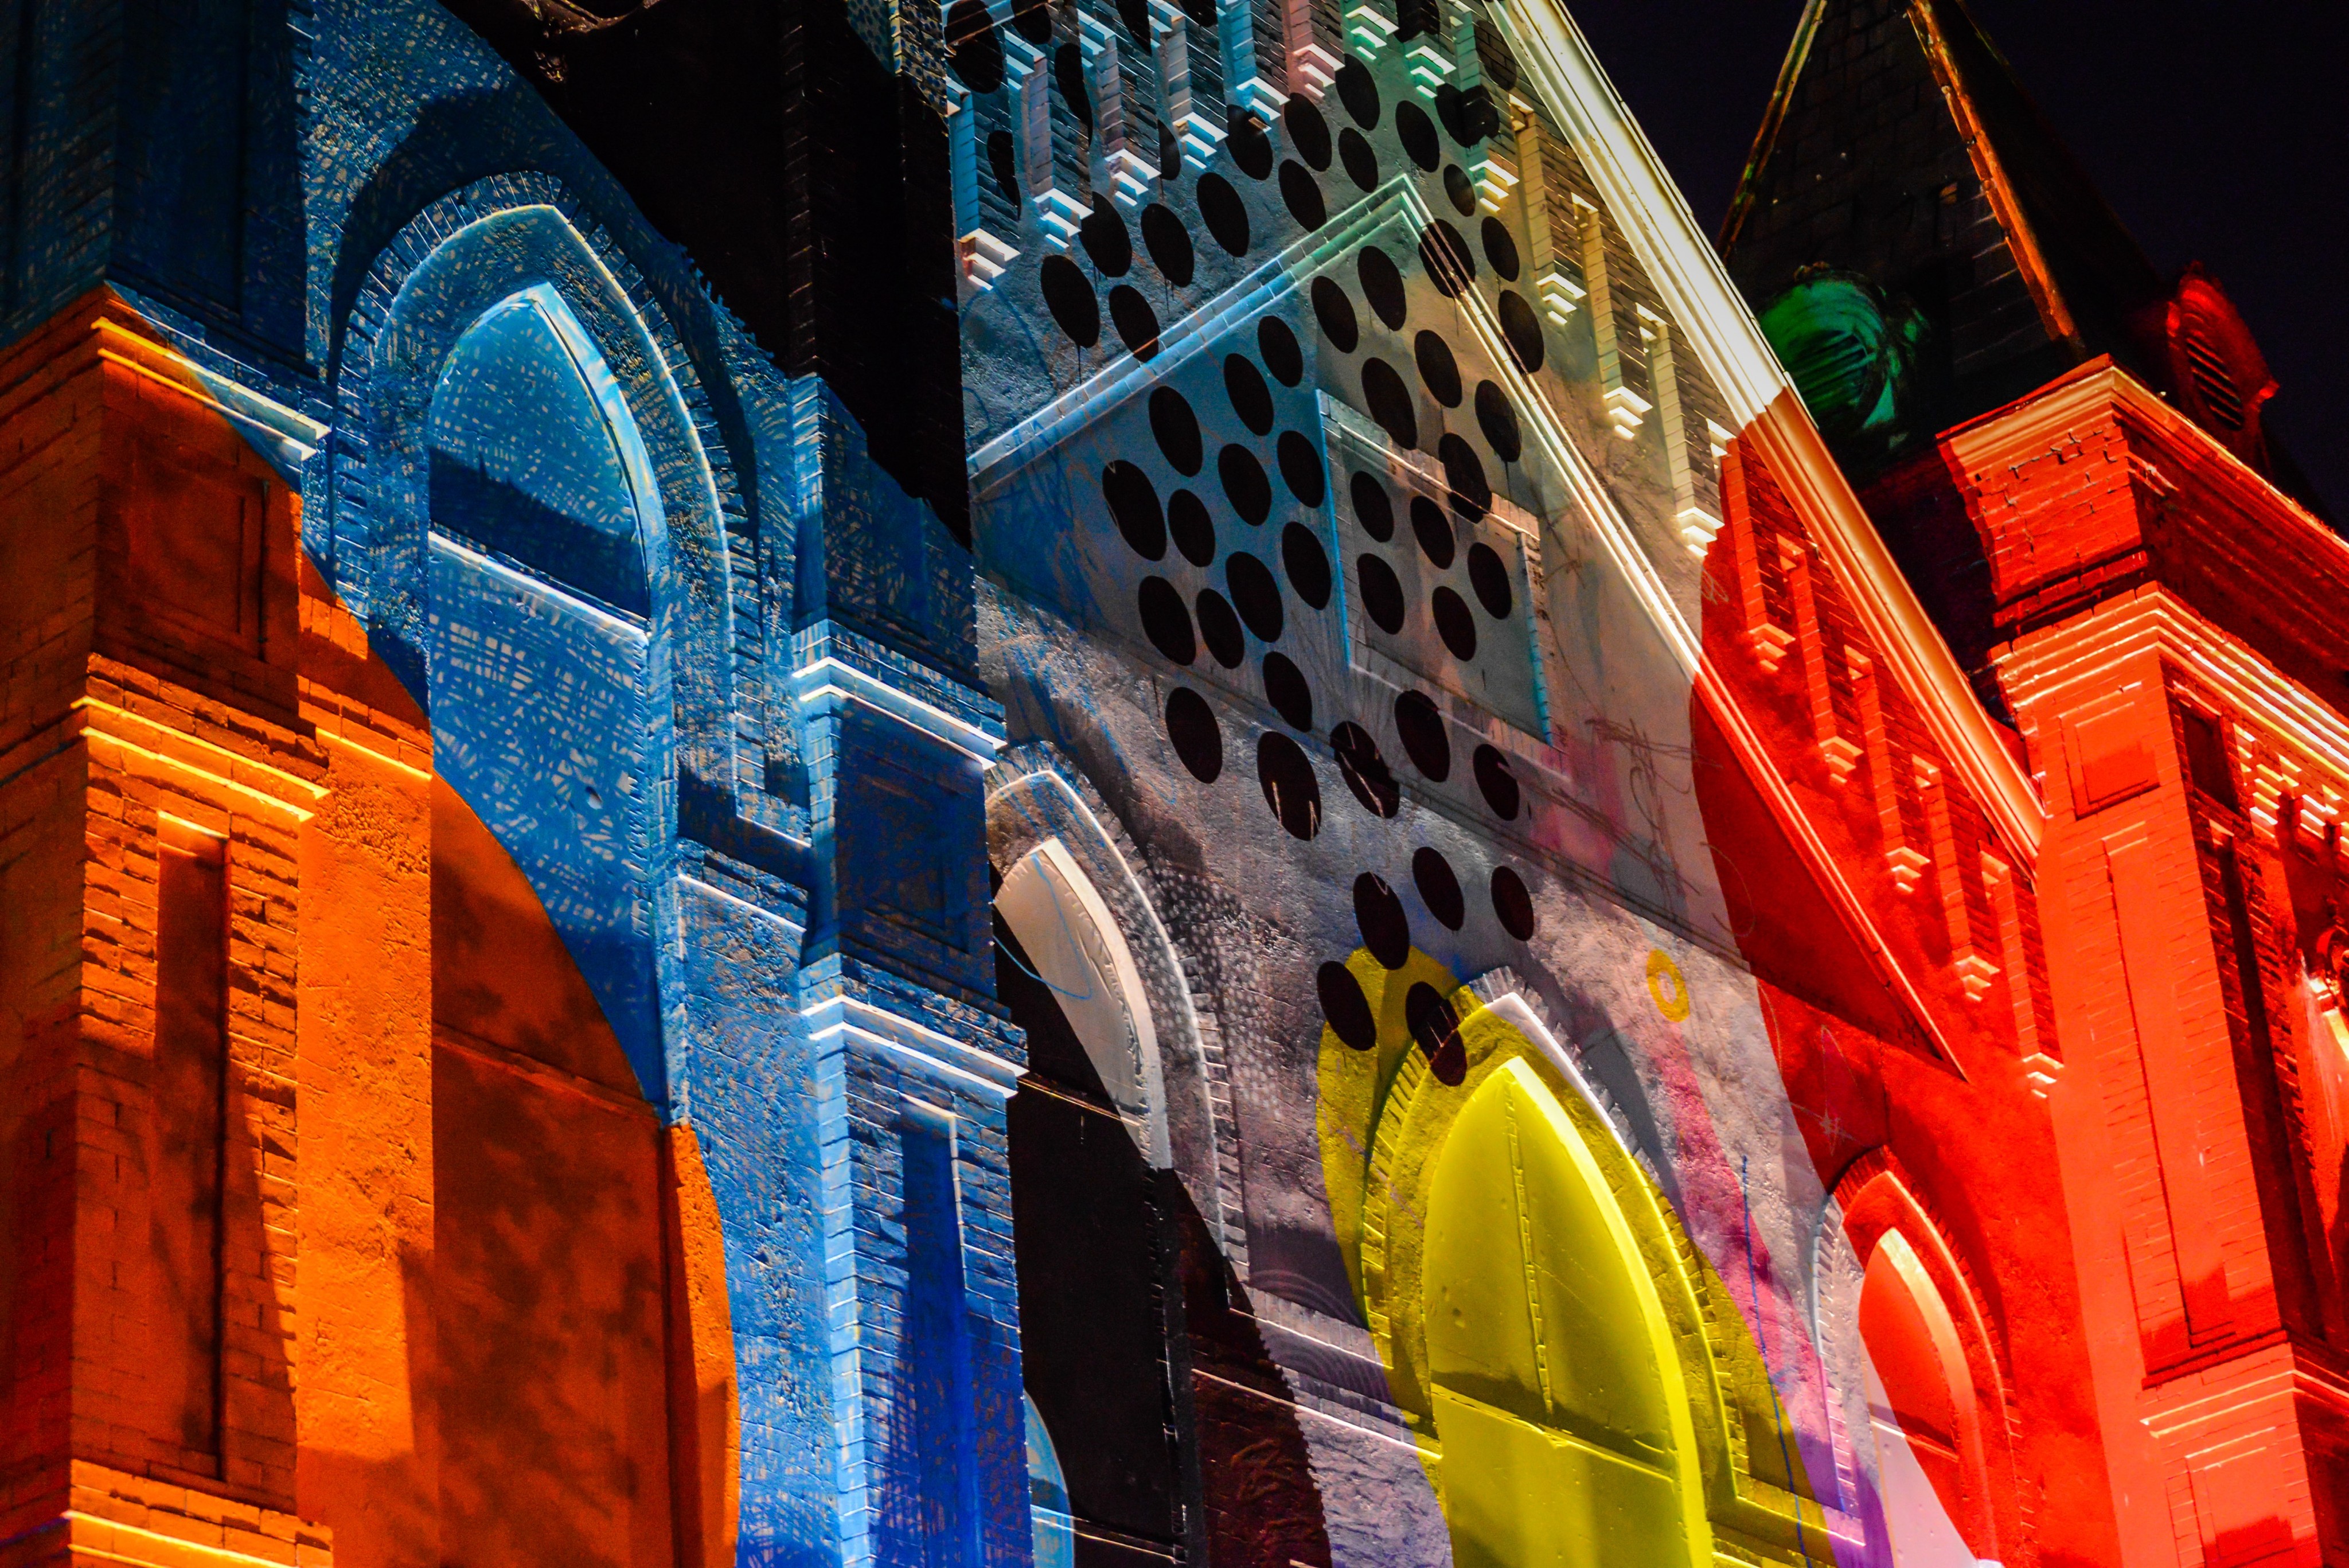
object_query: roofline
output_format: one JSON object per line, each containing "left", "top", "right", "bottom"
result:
{"left": 1905, "top": 0, "right": 2081, "bottom": 349}
{"left": 1495, "top": 0, "right": 2048, "bottom": 860}
{"left": 1716, "top": 0, "right": 1826, "bottom": 256}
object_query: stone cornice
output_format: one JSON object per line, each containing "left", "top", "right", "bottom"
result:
{"left": 1999, "top": 583, "right": 2349, "bottom": 818}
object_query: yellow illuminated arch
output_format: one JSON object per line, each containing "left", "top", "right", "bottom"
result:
{"left": 1317, "top": 953, "right": 1826, "bottom": 1565}
{"left": 1422, "top": 1059, "right": 1711, "bottom": 1568}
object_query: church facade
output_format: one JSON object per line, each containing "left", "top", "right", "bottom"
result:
{"left": 0, "top": 0, "right": 2341, "bottom": 1566}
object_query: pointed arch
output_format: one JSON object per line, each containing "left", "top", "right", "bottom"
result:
{"left": 329, "top": 173, "right": 752, "bottom": 811}
{"left": 1421, "top": 1057, "right": 1714, "bottom": 1568}
{"left": 1833, "top": 1152, "right": 2013, "bottom": 1562}
{"left": 1346, "top": 970, "right": 1835, "bottom": 1563}
{"left": 984, "top": 740, "right": 1235, "bottom": 1245}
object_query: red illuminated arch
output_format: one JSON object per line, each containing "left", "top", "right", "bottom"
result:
{"left": 1835, "top": 1153, "right": 2013, "bottom": 1562}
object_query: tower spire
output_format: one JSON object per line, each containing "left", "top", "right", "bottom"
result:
{"left": 1718, "top": 0, "right": 2269, "bottom": 473}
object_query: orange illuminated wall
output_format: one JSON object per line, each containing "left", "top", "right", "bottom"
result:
{"left": 0, "top": 291, "right": 735, "bottom": 1568}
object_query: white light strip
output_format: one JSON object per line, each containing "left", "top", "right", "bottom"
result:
{"left": 792, "top": 656, "right": 1005, "bottom": 762}
{"left": 1496, "top": 0, "right": 2046, "bottom": 857}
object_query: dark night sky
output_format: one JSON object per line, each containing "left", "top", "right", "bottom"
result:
{"left": 1563, "top": 0, "right": 2348, "bottom": 516}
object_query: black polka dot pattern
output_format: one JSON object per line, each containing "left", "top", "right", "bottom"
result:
{"left": 1259, "top": 317, "right": 1304, "bottom": 385}
{"left": 1319, "top": 960, "right": 1376, "bottom": 1049}
{"left": 1473, "top": 743, "right": 1521, "bottom": 820}
{"left": 1357, "top": 552, "right": 1405, "bottom": 634}
{"left": 1138, "top": 576, "right": 1195, "bottom": 663}
{"left": 1360, "top": 358, "right": 1417, "bottom": 450}
{"left": 1196, "top": 587, "right": 1244, "bottom": 668}
{"left": 1351, "top": 471, "right": 1395, "bottom": 541}
{"left": 1410, "top": 495, "right": 1454, "bottom": 569}
{"left": 1395, "top": 690, "right": 1450, "bottom": 781}
{"left": 1225, "top": 551, "right": 1283, "bottom": 641}
{"left": 1332, "top": 721, "right": 1400, "bottom": 817}
{"left": 1219, "top": 443, "right": 1273, "bottom": 524}
{"left": 1150, "top": 387, "right": 1202, "bottom": 474}
{"left": 1080, "top": 207, "right": 1132, "bottom": 275}
{"left": 1284, "top": 99, "right": 1333, "bottom": 171}
{"left": 1281, "top": 521, "right": 1332, "bottom": 609}
{"left": 986, "top": 22, "right": 1594, "bottom": 1034}
{"left": 1225, "top": 354, "right": 1274, "bottom": 434}
{"left": 1430, "top": 585, "right": 1476, "bottom": 661}
{"left": 1229, "top": 111, "right": 1274, "bottom": 179}
{"left": 1355, "top": 873, "right": 1410, "bottom": 968}
{"left": 1109, "top": 286, "right": 1160, "bottom": 358}
{"left": 1406, "top": 981, "right": 1466, "bottom": 1083}
{"left": 1357, "top": 246, "right": 1407, "bottom": 330}
{"left": 1413, "top": 847, "right": 1464, "bottom": 930}
{"left": 1165, "top": 687, "right": 1222, "bottom": 781}
{"left": 1258, "top": 732, "right": 1321, "bottom": 839}
{"left": 1335, "top": 56, "right": 1380, "bottom": 128}
{"left": 1499, "top": 290, "right": 1545, "bottom": 372}
{"left": 1467, "top": 541, "right": 1513, "bottom": 618}
{"left": 1492, "top": 865, "right": 1536, "bottom": 939}
{"left": 1279, "top": 162, "right": 1327, "bottom": 229}
{"left": 1276, "top": 432, "right": 1325, "bottom": 508}
{"left": 1141, "top": 203, "right": 1196, "bottom": 285}
{"left": 1414, "top": 330, "right": 1461, "bottom": 407}
{"left": 1103, "top": 461, "right": 1165, "bottom": 559}
{"left": 1197, "top": 173, "right": 1250, "bottom": 255}
{"left": 1168, "top": 489, "right": 1215, "bottom": 566}
{"left": 1040, "top": 256, "right": 1099, "bottom": 347}
{"left": 1262, "top": 651, "right": 1313, "bottom": 731}
{"left": 1312, "top": 277, "right": 1359, "bottom": 352}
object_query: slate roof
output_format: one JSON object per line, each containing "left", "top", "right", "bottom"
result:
{"left": 1718, "top": 0, "right": 2169, "bottom": 432}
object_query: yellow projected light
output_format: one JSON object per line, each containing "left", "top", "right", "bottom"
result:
{"left": 1316, "top": 951, "right": 1724, "bottom": 1568}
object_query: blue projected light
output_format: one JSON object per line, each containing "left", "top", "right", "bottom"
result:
{"left": 428, "top": 285, "right": 654, "bottom": 618}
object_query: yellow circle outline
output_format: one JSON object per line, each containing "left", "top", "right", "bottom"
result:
{"left": 1646, "top": 949, "right": 1691, "bottom": 1023}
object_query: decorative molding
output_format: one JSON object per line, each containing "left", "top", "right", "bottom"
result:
{"left": 1494, "top": 0, "right": 2047, "bottom": 861}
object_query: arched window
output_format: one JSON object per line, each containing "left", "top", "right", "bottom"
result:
{"left": 1859, "top": 1230, "right": 1992, "bottom": 1566}
{"left": 421, "top": 280, "right": 730, "bottom": 1566}
{"left": 1422, "top": 1058, "right": 1705, "bottom": 1568}
{"left": 994, "top": 842, "right": 1185, "bottom": 1559}
{"left": 425, "top": 283, "right": 664, "bottom": 1086}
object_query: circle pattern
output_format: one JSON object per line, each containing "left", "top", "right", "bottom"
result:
{"left": 1357, "top": 246, "right": 1407, "bottom": 330}
{"left": 1259, "top": 317, "right": 1304, "bottom": 385}
{"left": 1351, "top": 471, "right": 1395, "bottom": 541}
{"left": 1142, "top": 203, "right": 1196, "bottom": 285}
{"left": 1492, "top": 865, "right": 1536, "bottom": 938}
{"left": 1332, "top": 721, "right": 1400, "bottom": 817}
{"left": 1041, "top": 255, "right": 1100, "bottom": 346}
{"left": 1413, "top": 847, "right": 1464, "bottom": 930}
{"left": 1196, "top": 587, "right": 1244, "bottom": 667}
{"left": 1165, "top": 687, "right": 1222, "bottom": 781}
{"left": 1258, "top": 732, "right": 1321, "bottom": 839}
{"left": 1357, "top": 552, "right": 1406, "bottom": 634}
{"left": 1138, "top": 576, "right": 1196, "bottom": 663}
{"left": 1219, "top": 443, "right": 1273, "bottom": 524}
{"left": 1169, "top": 488, "right": 1216, "bottom": 565}
{"left": 1320, "top": 960, "right": 1376, "bottom": 1050}
{"left": 1263, "top": 652, "right": 1313, "bottom": 730}
{"left": 1081, "top": 207, "right": 1133, "bottom": 275}
{"left": 1226, "top": 354, "right": 1275, "bottom": 434}
{"left": 1355, "top": 873, "right": 1411, "bottom": 969}
{"left": 1197, "top": 173, "right": 1250, "bottom": 255}
{"left": 1226, "top": 551, "right": 1284, "bottom": 641}
{"left": 1151, "top": 386, "right": 1203, "bottom": 473}
{"left": 1395, "top": 690, "right": 1450, "bottom": 781}
{"left": 1281, "top": 521, "right": 1332, "bottom": 609}
{"left": 1313, "top": 278, "right": 1360, "bottom": 352}
{"left": 1103, "top": 461, "right": 1166, "bottom": 559}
